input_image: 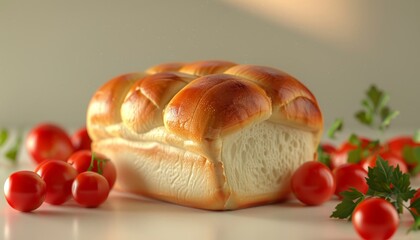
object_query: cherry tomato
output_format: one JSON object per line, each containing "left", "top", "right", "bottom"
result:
{"left": 35, "top": 160, "right": 78, "bottom": 205}
{"left": 361, "top": 151, "right": 408, "bottom": 173}
{"left": 386, "top": 136, "right": 420, "bottom": 173}
{"left": 26, "top": 123, "right": 75, "bottom": 164}
{"left": 330, "top": 137, "right": 371, "bottom": 170}
{"left": 333, "top": 163, "right": 368, "bottom": 199}
{"left": 4, "top": 171, "right": 46, "bottom": 212}
{"left": 411, "top": 189, "right": 420, "bottom": 215}
{"left": 72, "top": 172, "right": 110, "bottom": 208}
{"left": 291, "top": 161, "right": 335, "bottom": 206}
{"left": 72, "top": 127, "right": 92, "bottom": 151}
{"left": 67, "top": 150, "right": 116, "bottom": 189}
{"left": 385, "top": 136, "right": 417, "bottom": 163}
{"left": 320, "top": 143, "right": 336, "bottom": 154}
{"left": 352, "top": 198, "right": 399, "bottom": 240}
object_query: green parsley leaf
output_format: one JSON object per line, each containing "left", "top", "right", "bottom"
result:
{"left": 411, "top": 165, "right": 420, "bottom": 176}
{"left": 406, "top": 199, "right": 420, "bottom": 232}
{"left": 377, "top": 93, "right": 390, "bottom": 113}
{"left": 355, "top": 110, "right": 372, "bottom": 126}
{"left": 355, "top": 85, "right": 398, "bottom": 131}
{"left": 327, "top": 119, "right": 343, "bottom": 139}
{"left": 380, "top": 110, "right": 399, "bottom": 130}
{"left": 414, "top": 129, "right": 420, "bottom": 143}
{"left": 380, "top": 106, "right": 390, "bottom": 122}
{"left": 4, "top": 134, "right": 22, "bottom": 163}
{"left": 403, "top": 146, "right": 420, "bottom": 176}
{"left": 331, "top": 146, "right": 420, "bottom": 234}
{"left": 361, "top": 99, "right": 374, "bottom": 113}
{"left": 317, "top": 146, "right": 331, "bottom": 168}
{"left": 347, "top": 148, "right": 362, "bottom": 164}
{"left": 0, "top": 128, "right": 8, "bottom": 147}
{"left": 366, "top": 140, "right": 380, "bottom": 150}
{"left": 366, "top": 157, "right": 393, "bottom": 196}
{"left": 330, "top": 188, "right": 365, "bottom": 220}
{"left": 390, "top": 165, "right": 416, "bottom": 213}
{"left": 367, "top": 85, "right": 382, "bottom": 111}
{"left": 408, "top": 215, "right": 420, "bottom": 233}
{"left": 409, "top": 198, "right": 420, "bottom": 214}
{"left": 348, "top": 134, "right": 361, "bottom": 146}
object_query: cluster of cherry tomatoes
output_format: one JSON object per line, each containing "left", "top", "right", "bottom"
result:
{"left": 4, "top": 123, "right": 116, "bottom": 212}
{"left": 290, "top": 135, "right": 420, "bottom": 239}
{"left": 322, "top": 135, "right": 420, "bottom": 174}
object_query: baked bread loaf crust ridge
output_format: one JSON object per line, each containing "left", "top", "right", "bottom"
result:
{"left": 87, "top": 60, "right": 323, "bottom": 210}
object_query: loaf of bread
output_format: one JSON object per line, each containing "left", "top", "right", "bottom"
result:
{"left": 86, "top": 60, "right": 323, "bottom": 210}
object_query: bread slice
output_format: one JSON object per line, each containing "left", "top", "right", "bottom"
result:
{"left": 87, "top": 60, "right": 323, "bottom": 210}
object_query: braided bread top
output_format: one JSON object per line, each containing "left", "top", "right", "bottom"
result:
{"left": 87, "top": 60, "right": 323, "bottom": 143}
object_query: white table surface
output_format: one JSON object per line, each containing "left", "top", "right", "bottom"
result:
{"left": 1, "top": 130, "right": 420, "bottom": 240}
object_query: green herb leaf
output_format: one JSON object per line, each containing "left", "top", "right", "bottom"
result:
{"left": 4, "top": 134, "right": 22, "bottom": 163}
{"left": 347, "top": 149, "right": 362, "bottom": 164}
{"left": 366, "top": 140, "right": 380, "bottom": 150}
{"left": 348, "top": 134, "right": 361, "bottom": 146}
{"left": 355, "top": 110, "right": 372, "bottom": 126}
{"left": 409, "top": 198, "right": 420, "bottom": 214}
{"left": 317, "top": 146, "right": 331, "bottom": 168}
{"left": 380, "top": 106, "right": 390, "bottom": 122}
{"left": 355, "top": 85, "right": 398, "bottom": 131}
{"left": 408, "top": 214, "right": 420, "bottom": 232}
{"left": 366, "top": 157, "right": 393, "bottom": 195}
{"left": 366, "top": 85, "right": 382, "bottom": 112}
{"left": 411, "top": 165, "right": 420, "bottom": 176}
{"left": 377, "top": 93, "right": 390, "bottom": 113}
{"left": 414, "top": 129, "right": 420, "bottom": 143}
{"left": 390, "top": 165, "right": 416, "bottom": 213}
{"left": 332, "top": 155, "right": 419, "bottom": 233}
{"left": 327, "top": 119, "right": 343, "bottom": 139}
{"left": 361, "top": 99, "right": 374, "bottom": 113}
{"left": 403, "top": 146, "right": 420, "bottom": 176}
{"left": 330, "top": 188, "right": 365, "bottom": 220}
{"left": 0, "top": 128, "right": 8, "bottom": 147}
{"left": 380, "top": 110, "right": 399, "bottom": 130}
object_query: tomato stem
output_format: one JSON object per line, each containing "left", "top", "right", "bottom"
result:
{"left": 88, "top": 152, "right": 106, "bottom": 175}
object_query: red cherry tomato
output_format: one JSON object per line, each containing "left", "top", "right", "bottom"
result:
{"left": 291, "top": 161, "right": 335, "bottom": 206}
{"left": 333, "top": 163, "right": 368, "bottom": 199}
{"left": 72, "top": 127, "right": 92, "bottom": 151}
{"left": 411, "top": 189, "right": 420, "bottom": 215}
{"left": 26, "top": 123, "right": 75, "bottom": 164}
{"left": 330, "top": 137, "right": 371, "bottom": 170}
{"left": 72, "top": 172, "right": 110, "bottom": 208}
{"left": 35, "top": 160, "right": 78, "bottom": 205}
{"left": 352, "top": 198, "right": 399, "bottom": 240}
{"left": 320, "top": 143, "right": 336, "bottom": 154}
{"left": 4, "top": 171, "right": 46, "bottom": 212}
{"left": 386, "top": 136, "right": 420, "bottom": 174}
{"left": 67, "top": 150, "right": 116, "bottom": 189}
{"left": 386, "top": 136, "right": 417, "bottom": 162}
{"left": 361, "top": 151, "right": 408, "bottom": 173}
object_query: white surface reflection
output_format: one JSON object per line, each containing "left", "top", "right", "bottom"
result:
{"left": 0, "top": 152, "right": 419, "bottom": 239}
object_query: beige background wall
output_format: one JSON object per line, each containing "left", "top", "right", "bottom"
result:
{"left": 1, "top": 0, "right": 419, "bottom": 134}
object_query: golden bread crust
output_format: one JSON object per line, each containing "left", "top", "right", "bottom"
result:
{"left": 86, "top": 60, "right": 323, "bottom": 210}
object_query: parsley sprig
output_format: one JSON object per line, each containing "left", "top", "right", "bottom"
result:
{"left": 345, "top": 134, "right": 380, "bottom": 164}
{"left": 327, "top": 119, "right": 343, "bottom": 140}
{"left": 355, "top": 85, "right": 399, "bottom": 131}
{"left": 0, "top": 128, "right": 23, "bottom": 163}
{"left": 317, "top": 146, "right": 331, "bottom": 168}
{"left": 331, "top": 157, "right": 420, "bottom": 232}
